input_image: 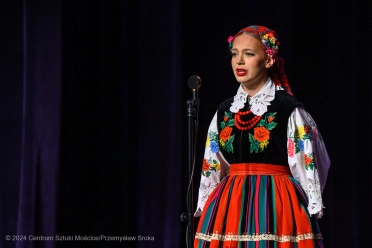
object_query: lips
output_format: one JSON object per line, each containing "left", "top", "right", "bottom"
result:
{"left": 236, "top": 68, "right": 247, "bottom": 76}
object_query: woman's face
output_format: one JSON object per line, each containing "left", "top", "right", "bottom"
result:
{"left": 230, "top": 33, "right": 273, "bottom": 93}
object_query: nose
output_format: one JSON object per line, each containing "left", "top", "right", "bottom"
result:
{"left": 236, "top": 54, "right": 244, "bottom": 65}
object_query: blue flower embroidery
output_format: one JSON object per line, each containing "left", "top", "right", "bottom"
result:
{"left": 210, "top": 141, "right": 219, "bottom": 153}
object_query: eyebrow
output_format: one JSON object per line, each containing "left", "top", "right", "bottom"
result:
{"left": 231, "top": 48, "right": 256, "bottom": 52}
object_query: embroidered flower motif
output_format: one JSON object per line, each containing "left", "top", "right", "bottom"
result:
{"left": 220, "top": 112, "right": 235, "bottom": 153}
{"left": 208, "top": 131, "right": 219, "bottom": 153}
{"left": 220, "top": 126, "right": 233, "bottom": 141}
{"left": 212, "top": 161, "right": 221, "bottom": 171}
{"left": 308, "top": 120, "right": 322, "bottom": 142}
{"left": 288, "top": 125, "right": 318, "bottom": 170}
{"left": 288, "top": 138, "right": 295, "bottom": 158}
{"left": 304, "top": 153, "right": 312, "bottom": 164}
{"left": 298, "top": 126, "right": 306, "bottom": 139}
{"left": 311, "top": 128, "right": 319, "bottom": 142}
{"left": 304, "top": 153, "right": 316, "bottom": 170}
{"left": 259, "top": 140, "right": 269, "bottom": 149}
{"left": 210, "top": 141, "right": 219, "bottom": 153}
{"left": 253, "top": 126, "right": 270, "bottom": 142}
{"left": 201, "top": 157, "right": 221, "bottom": 178}
{"left": 297, "top": 140, "right": 304, "bottom": 151}
{"left": 202, "top": 158, "right": 210, "bottom": 172}
{"left": 248, "top": 112, "right": 277, "bottom": 153}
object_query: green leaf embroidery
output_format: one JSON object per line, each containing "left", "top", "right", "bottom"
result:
{"left": 266, "top": 122, "right": 277, "bottom": 130}
{"left": 225, "top": 134, "right": 235, "bottom": 153}
{"left": 302, "top": 133, "right": 310, "bottom": 140}
{"left": 249, "top": 133, "right": 259, "bottom": 153}
{"left": 258, "top": 119, "right": 266, "bottom": 126}
{"left": 227, "top": 119, "right": 235, "bottom": 126}
{"left": 295, "top": 145, "right": 300, "bottom": 153}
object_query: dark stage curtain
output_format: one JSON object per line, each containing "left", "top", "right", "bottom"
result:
{"left": 1, "top": 1, "right": 372, "bottom": 248}
{"left": 0, "top": 1, "right": 61, "bottom": 248}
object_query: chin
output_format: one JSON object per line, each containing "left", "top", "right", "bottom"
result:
{"left": 235, "top": 77, "right": 247, "bottom": 84}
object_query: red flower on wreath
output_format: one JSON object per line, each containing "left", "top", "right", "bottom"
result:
{"left": 220, "top": 126, "right": 233, "bottom": 142}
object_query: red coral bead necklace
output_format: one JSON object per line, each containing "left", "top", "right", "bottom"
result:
{"left": 234, "top": 109, "right": 262, "bottom": 130}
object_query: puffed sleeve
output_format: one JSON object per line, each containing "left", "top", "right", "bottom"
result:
{"left": 287, "top": 107, "right": 330, "bottom": 217}
{"left": 194, "top": 111, "right": 230, "bottom": 217}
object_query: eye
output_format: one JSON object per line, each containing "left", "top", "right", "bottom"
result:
{"left": 231, "top": 52, "right": 238, "bottom": 57}
{"left": 245, "top": 52, "right": 255, "bottom": 56}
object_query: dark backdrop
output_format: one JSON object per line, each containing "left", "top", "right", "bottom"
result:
{"left": 1, "top": 0, "right": 371, "bottom": 248}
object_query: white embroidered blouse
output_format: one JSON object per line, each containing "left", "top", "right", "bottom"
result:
{"left": 195, "top": 78, "right": 331, "bottom": 218}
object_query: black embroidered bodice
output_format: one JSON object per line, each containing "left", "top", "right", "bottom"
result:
{"left": 217, "top": 90, "right": 304, "bottom": 166}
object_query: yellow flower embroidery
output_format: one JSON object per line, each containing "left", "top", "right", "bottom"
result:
{"left": 212, "top": 161, "right": 221, "bottom": 171}
{"left": 219, "top": 139, "right": 225, "bottom": 147}
{"left": 298, "top": 126, "right": 306, "bottom": 139}
{"left": 206, "top": 135, "right": 210, "bottom": 147}
{"left": 259, "top": 140, "right": 269, "bottom": 149}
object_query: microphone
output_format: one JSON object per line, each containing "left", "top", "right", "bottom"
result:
{"left": 188, "top": 75, "right": 202, "bottom": 100}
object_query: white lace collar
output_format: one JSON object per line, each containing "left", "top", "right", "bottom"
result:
{"left": 229, "top": 78, "right": 282, "bottom": 116}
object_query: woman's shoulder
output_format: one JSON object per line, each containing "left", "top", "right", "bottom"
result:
{"left": 274, "top": 90, "right": 304, "bottom": 108}
{"left": 271, "top": 90, "right": 310, "bottom": 115}
{"left": 217, "top": 96, "right": 235, "bottom": 111}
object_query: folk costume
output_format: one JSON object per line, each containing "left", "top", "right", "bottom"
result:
{"left": 194, "top": 26, "right": 330, "bottom": 248}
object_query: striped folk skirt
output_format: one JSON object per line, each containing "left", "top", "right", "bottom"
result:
{"left": 194, "top": 163, "right": 324, "bottom": 248}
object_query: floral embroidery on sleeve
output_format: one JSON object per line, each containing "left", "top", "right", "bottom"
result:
{"left": 219, "top": 112, "right": 235, "bottom": 153}
{"left": 287, "top": 107, "right": 331, "bottom": 216}
{"left": 289, "top": 124, "right": 318, "bottom": 171}
{"left": 207, "top": 131, "right": 219, "bottom": 153}
{"left": 248, "top": 112, "right": 277, "bottom": 153}
{"left": 196, "top": 111, "right": 229, "bottom": 216}
{"left": 202, "top": 158, "right": 221, "bottom": 178}
{"left": 304, "top": 153, "right": 316, "bottom": 170}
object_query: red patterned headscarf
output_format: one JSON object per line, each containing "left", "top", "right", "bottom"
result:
{"left": 228, "top": 25, "right": 293, "bottom": 96}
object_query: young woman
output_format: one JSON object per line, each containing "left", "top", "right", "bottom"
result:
{"left": 194, "top": 25, "right": 330, "bottom": 248}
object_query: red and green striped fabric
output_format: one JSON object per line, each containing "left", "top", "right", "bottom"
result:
{"left": 195, "top": 164, "right": 324, "bottom": 248}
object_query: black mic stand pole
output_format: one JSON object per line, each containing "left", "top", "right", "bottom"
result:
{"left": 181, "top": 76, "right": 200, "bottom": 248}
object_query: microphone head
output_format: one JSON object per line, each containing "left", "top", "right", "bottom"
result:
{"left": 188, "top": 75, "right": 202, "bottom": 90}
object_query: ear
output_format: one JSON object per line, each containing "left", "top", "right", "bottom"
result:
{"left": 265, "top": 56, "right": 276, "bottom": 68}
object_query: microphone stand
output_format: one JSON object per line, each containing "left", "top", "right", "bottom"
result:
{"left": 181, "top": 86, "right": 199, "bottom": 248}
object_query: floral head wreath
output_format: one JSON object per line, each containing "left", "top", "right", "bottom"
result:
{"left": 228, "top": 25, "right": 279, "bottom": 58}
{"left": 227, "top": 25, "right": 293, "bottom": 95}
